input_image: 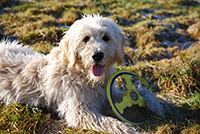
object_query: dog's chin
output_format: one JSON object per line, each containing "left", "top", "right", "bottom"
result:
{"left": 89, "top": 73, "right": 106, "bottom": 85}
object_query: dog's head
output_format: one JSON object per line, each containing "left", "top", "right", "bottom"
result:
{"left": 59, "top": 14, "right": 129, "bottom": 83}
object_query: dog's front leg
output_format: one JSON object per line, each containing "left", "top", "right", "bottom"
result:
{"left": 136, "top": 88, "right": 165, "bottom": 117}
{"left": 59, "top": 104, "right": 139, "bottom": 134}
{"left": 76, "top": 109, "right": 140, "bottom": 134}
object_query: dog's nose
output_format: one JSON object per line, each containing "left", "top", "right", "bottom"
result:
{"left": 92, "top": 52, "right": 104, "bottom": 62}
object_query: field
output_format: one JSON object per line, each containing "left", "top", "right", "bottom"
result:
{"left": 0, "top": 0, "right": 200, "bottom": 133}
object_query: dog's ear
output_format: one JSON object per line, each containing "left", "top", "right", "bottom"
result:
{"left": 59, "top": 32, "right": 77, "bottom": 70}
{"left": 116, "top": 32, "right": 129, "bottom": 64}
{"left": 109, "top": 20, "right": 130, "bottom": 64}
{"left": 59, "top": 20, "right": 83, "bottom": 70}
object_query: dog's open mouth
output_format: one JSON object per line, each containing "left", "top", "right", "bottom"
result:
{"left": 92, "top": 64, "right": 104, "bottom": 77}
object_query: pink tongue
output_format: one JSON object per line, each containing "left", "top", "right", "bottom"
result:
{"left": 92, "top": 64, "right": 104, "bottom": 77}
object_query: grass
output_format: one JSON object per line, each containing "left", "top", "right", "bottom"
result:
{"left": 0, "top": 103, "right": 52, "bottom": 133}
{"left": 0, "top": 0, "right": 200, "bottom": 133}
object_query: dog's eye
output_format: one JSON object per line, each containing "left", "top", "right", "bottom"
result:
{"left": 83, "top": 36, "right": 90, "bottom": 43}
{"left": 102, "top": 35, "right": 109, "bottom": 42}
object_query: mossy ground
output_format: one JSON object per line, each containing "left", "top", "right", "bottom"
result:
{"left": 0, "top": 0, "right": 200, "bottom": 133}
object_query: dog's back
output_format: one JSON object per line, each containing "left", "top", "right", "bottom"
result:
{"left": 0, "top": 40, "right": 42, "bottom": 58}
{"left": 0, "top": 40, "right": 45, "bottom": 105}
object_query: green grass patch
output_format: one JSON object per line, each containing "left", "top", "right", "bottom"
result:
{"left": 0, "top": 103, "right": 51, "bottom": 133}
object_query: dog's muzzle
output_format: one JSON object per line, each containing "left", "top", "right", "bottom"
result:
{"left": 91, "top": 52, "right": 104, "bottom": 77}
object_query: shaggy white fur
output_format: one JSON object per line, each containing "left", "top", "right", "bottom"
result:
{"left": 0, "top": 14, "right": 164, "bottom": 133}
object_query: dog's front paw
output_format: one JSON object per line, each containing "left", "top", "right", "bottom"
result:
{"left": 136, "top": 88, "right": 165, "bottom": 117}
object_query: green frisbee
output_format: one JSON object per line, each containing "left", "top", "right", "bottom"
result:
{"left": 106, "top": 70, "right": 149, "bottom": 125}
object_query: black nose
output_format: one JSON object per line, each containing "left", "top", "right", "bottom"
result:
{"left": 92, "top": 52, "right": 104, "bottom": 62}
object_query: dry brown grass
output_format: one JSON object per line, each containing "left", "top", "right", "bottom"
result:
{"left": 125, "top": 43, "right": 200, "bottom": 96}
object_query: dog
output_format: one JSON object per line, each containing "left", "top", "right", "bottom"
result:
{"left": 0, "top": 14, "right": 164, "bottom": 133}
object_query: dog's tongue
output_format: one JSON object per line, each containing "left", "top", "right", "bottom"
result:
{"left": 92, "top": 64, "right": 104, "bottom": 77}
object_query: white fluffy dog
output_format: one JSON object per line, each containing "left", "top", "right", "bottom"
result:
{"left": 0, "top": 14, "right": 164, "bottom": 133}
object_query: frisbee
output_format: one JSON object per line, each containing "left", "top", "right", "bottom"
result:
{"left": 106, "top": 70, "right": 149, "bottom": 125}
